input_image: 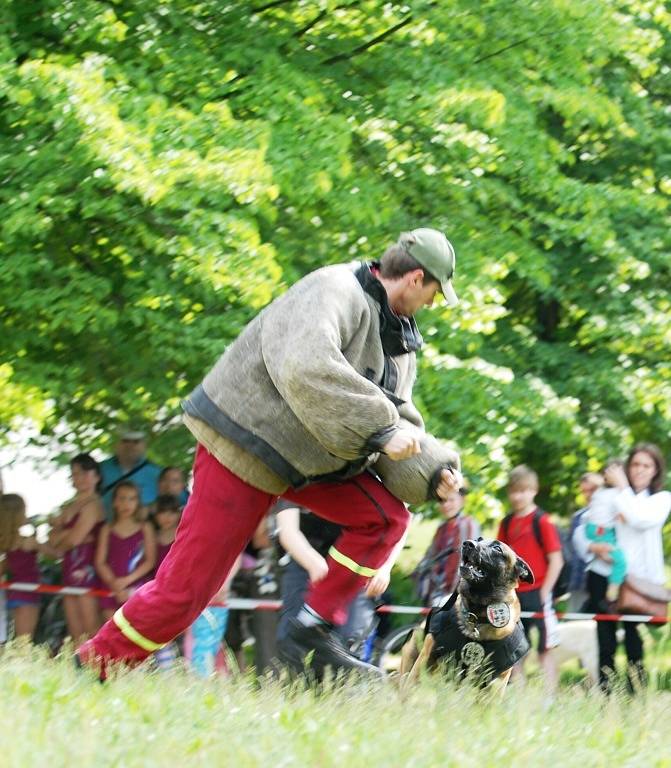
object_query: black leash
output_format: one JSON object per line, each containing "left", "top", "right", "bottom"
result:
{"left": 423, "top": 588, "right": 459, "bottom": 634}
{"left": 100, "top": 459, "right": 149, "bottom": 495}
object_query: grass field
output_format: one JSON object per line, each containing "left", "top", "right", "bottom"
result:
{"left": 2, "top": 642, "right": 671, "bottom": 768}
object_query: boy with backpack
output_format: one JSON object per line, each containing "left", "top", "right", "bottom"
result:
{"left": 497, "top": 465, "right": 564, "bottom": 693}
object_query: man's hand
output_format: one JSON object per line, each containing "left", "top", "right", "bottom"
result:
{"left": 382, "top": 429, "right": 422, "bottom": 461}
{"left": 435, "top": 466, "right": 463, "bottom": 499}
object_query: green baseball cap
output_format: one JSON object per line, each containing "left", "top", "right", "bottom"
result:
{"left": 399, "top": 228, "right": 458, "bottom": 306}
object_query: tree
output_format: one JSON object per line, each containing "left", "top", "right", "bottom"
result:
{"left": 1, "top": 1, "right": 670, "bottom": 521}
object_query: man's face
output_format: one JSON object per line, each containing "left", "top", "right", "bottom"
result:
{"left": 507, "top": 483, "right": 537, "bottom": 514}
{"left": 391, "top": 271, "right": 440, "bottom": 317}
{"left": 116, "top": 438, "right": 145, "bottom": 466}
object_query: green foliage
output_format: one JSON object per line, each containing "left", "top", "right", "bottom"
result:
{"left": 2, "top": 644, "right": 671, "bottom": 766}
{"left": 1, "top": 1, "right": 670, "bottom": 513}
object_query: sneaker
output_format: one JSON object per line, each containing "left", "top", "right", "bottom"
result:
{"left": 277, "top": 619, "right": 384, "bottom": 677}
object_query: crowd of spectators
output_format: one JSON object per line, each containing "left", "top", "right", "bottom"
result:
{"left": 1, "top": 435, "right": 669, "bottom": 691}
{"left": 0, "top": 429, "right": 288, "bottom": 676}
{"left": 410, "top": 442, "right": 670, "bottom": 694}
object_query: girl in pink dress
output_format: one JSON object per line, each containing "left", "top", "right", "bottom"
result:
{"left": 95, "top": 481, "right": 156, "bottom": 621}
{"left": 49, "top": 453, "right": 105, "bottom": 642}
{"left": 0, "top": 494, "right": 44, "bottom": 640}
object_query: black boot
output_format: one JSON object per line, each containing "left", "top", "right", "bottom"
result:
{"left": 277, "top": 619, "right": 384, "bottom": 677}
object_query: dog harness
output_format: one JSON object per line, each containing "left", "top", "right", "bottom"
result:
{"left": 425, "top": 595, "right": 530, "bottom": 683}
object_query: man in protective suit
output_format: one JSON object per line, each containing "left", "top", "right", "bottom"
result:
{"left": 77, "top": 227, "right": 463, "bottom": 676}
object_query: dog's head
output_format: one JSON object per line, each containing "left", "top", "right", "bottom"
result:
{"left": 459, "top": 538, "right": 534, "bottom": 601}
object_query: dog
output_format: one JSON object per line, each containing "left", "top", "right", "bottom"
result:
{"left": 553, "top": 620, "right": 599, "bottom": 686}
{"left": 400, "top": 538, "right": 534, "bottom": 694}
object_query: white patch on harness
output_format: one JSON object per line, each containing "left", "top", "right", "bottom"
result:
{"left": 461, "top": 642, "right": 486, "bottom": 668}
{"left": 486, "top": 602, "right": 510, "bottom": 628}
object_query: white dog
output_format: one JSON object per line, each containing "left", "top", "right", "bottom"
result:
{"left": 554, "top": 620, "right": 599, "bottom": 685}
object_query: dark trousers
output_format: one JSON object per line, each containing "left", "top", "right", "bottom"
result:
{"left": 584, "top": 570, "right": 644, "bottom": 691}
{"left": 250, "top": 549, "right": 279, "bottom": 674}
{"left": 277, "top": 558, "right": 375, "bottom": 654}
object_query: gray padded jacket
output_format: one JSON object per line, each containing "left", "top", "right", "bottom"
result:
{"left": 182, "top": 261, "right": 458, "bottom": 504}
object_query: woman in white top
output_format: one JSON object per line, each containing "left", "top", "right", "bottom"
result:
{"left": 574, "top": 443, "right": 670, "bottom": 691}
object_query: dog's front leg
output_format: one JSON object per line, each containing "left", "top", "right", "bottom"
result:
{"left": 399, "top": 628, "right": 422, "bottom": 676}
{"left": 487, "top": 667, "right": 513, "bottom": 699}
{"left": 401, "top": 632, "right": 435, "bottom": 692}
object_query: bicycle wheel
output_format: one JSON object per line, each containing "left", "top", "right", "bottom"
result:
{"left": 375, "top": 622, "right": 420, "bottom": 673}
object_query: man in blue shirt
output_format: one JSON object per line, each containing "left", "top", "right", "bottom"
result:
{"left": 99, "top": 430, "right": 161, "bottom": 519}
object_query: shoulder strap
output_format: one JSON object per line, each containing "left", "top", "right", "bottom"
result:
{"left": 531, "top": 509, "right": 545, "bottom": 551}
{"left": 101, "top": 459, "right": 150, "bottom": 495}
{"left": 503, "top": 510, "right": 545, "bottom": 551}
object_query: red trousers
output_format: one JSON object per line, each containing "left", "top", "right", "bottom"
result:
{"left": 80, "top": 444, "right": 409, "bottom": 663}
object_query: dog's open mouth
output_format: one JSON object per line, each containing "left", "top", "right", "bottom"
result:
{"left": 459, "top": 562, "right": 486, "bottom": 581}
{"left": 460, "top": 543, "right": 488, "bottom": 581}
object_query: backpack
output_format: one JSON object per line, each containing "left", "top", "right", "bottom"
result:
{"left": 501, "top": 509, "right": 572, "bottom": 600}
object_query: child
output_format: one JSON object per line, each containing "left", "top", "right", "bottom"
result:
{"left": 95, "top": 481, "right": 157, "bottom": 621}
{"left": 223, "top": 514, "right": 280, "bottom": 676}
{"left": 497, "top": 465, "right": 564, "bottom": 694}
{"left": 152, "top": 494, "right": 181, "bottom": 574}
{"left": 49, "top": 452, "right": 105, "bottom": 642}
{"left": 0, "top": 494, "right": 43, "bottom": 640}
{"left": 582, "top": 460, "right": 627, "bottom": 602}
{"left": 183, "top": 558, "right": 239, "bottom": 678}
{"left": 157, "top": 466, "right": 189, "bottom": 508}
{"left": 415, "top": 487, "right": 481, "bottom": 606}
{"left": 567, "top": 471, "right": 605, "bottom": 612}
{"left": 149, "top": 494, "right": 182, "bottom": 669}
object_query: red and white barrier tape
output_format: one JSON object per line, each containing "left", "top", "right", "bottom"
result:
{"left": 1, "top": 581, "right": 112, "bottom": 598}
{"left": 0, "top": 581, "right": 282, "bottom": 611}
{"left": 374, "top": 604, "right": 670, "bottom": 624}
{"left": 376, "top": 605, "right": 670, "bottom": 624}
{"left": 1, "top": 581, "right": 668, "bottom": 624}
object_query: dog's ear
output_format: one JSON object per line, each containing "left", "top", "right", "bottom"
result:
{"left": 515, "top": 556, "right": 534, "bottom": 584}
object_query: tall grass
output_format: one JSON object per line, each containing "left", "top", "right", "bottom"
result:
{"left": 2, "top": 642, "right": 670, "bottom": 767}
